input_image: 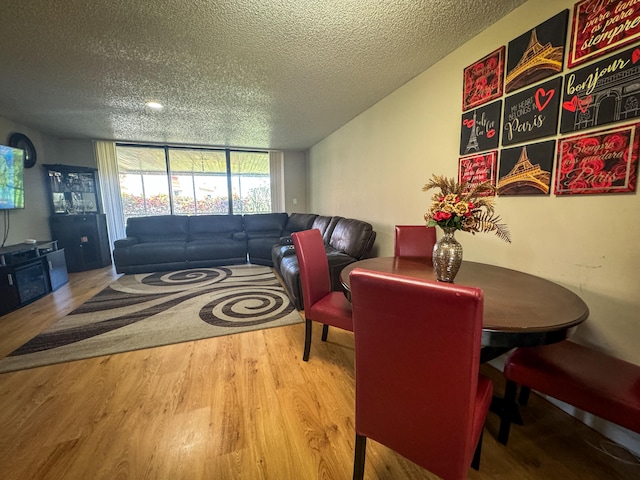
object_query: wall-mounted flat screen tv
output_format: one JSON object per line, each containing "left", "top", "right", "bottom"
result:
{"left": 0, "top": 144, "right": 25, "bottom": 209}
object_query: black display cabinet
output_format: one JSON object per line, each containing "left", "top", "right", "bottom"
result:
{"left": 43, "top": 164, "right": 112, "bottom": 272}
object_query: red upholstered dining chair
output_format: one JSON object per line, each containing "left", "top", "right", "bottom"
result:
{"left": 349, "top": 269, "right": 493, "bottom": 480}
{"left": 498, "top": 340, "right": 640, "bottom": 445}
{"left": 394, "top": 225, "right": 437, "bottom": 257}
{"left": 291, "top": 229, "right": 353, "bottom": 362}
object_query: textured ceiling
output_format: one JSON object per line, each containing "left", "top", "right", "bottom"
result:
{"left": 0, "top": 0, "right": 526, "bottom": 150}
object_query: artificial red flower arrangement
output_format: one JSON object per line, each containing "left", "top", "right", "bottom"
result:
{"left": 423, "top": 175, "right": 511, "bottom": 243}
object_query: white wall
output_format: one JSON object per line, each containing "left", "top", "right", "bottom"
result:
{"left": 56, "top": 139, "right": 97, "bottom": 168}
{"left": 282, "top": 150, "right": 308, "bottom": 213}
{"left": 308, "top": 0, "right": 640, "bottom": 450}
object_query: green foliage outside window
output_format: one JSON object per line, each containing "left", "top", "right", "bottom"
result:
{"left": 122, "top": 186, "right": 271, "bottom": 218}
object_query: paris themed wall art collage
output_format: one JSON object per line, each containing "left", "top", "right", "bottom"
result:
{"left": 460, "top": 0, "right": 640, "bottom": 196}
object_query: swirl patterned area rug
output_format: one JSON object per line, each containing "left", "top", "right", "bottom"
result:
{"left": 0, "top": 265, "right": 301, "bottom": 373}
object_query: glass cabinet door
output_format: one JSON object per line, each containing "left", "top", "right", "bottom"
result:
{"left": 44, "top": 164, "right": 101, "bottom": 215}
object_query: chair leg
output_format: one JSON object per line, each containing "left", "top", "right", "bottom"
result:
{"left": 303, "top": 319, "right": 312, "bottom": 362}
{"left": 321, "top": 324, "right": 329, "bottom": 341}
{"left": 353, "top": 434, "right": 367, "bottom": 480}
{"left": 518, "top": 386, "right": 531, "bottom": 405}
{"left": 498, "top": 380, "right": 518, "bottom": 445}
{"left": 471, "top": 430, "right": 483, "bottom": 470}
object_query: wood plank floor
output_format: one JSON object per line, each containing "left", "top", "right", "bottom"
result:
{"left": 0, "top": 266, "right": 638, "bottom": 479}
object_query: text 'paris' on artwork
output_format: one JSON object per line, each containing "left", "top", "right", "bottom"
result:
{"left": 555, "top": 121, "right": 640, "bottom": 195}
{"left": 503, "top": 76, "right": 563, "bottom": 146}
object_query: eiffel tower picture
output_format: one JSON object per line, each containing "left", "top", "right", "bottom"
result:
{"left": 459, "top": 100, "right": 501, "bottom": 155}
{"left": 497, "top": 143, "right": 553, "bottom": 195}
{"left": 505, "top": 10, "right": 567, "bottom": 93}
{"left": 464, "top": 111, "right": 480, "bottom": 153}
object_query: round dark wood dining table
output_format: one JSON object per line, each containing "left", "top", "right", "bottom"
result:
{"left": 340, "top": 257, "right": 589, "bottom": 361}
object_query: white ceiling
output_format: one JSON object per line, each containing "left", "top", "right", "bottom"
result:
{"left": 0, "top": 0, "right": 526, "bottom": 150}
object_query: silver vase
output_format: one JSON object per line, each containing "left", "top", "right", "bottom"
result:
{"left": 432, "top": 227, "right": 463, "bottom": 282}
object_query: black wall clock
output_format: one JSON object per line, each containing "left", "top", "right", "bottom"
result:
{"left": 8, "top": 132, "right": 37, "bottom": 168}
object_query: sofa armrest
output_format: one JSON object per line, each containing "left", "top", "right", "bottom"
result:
{"left": 114, "top": 237, "right": 139, "bottom": 248}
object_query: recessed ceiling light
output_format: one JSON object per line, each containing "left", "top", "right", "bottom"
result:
{"left": 145, "top": 101, "right": 164, "bottom": 110}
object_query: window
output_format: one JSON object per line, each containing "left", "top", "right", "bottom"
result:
{"left": 168, "top": 149, "right": 229, "bottom": 215}
{"left": 115, "top": 145, "right": 271, "bottom": 222}
{"left": 117, "top": 147, "right": 170, "bottom": 218}
{"left": 230, "top": 151, "right": 272, "bottom": 214}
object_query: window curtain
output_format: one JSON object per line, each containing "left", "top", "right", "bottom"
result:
{"left": 94, "top": 140, "right": 125, "bottom": 252}
{"left": 270, "top": 150, "right": 285, "bottom": 212}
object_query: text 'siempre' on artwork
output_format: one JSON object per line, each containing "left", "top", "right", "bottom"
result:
{"left": 568, "top": 0, "right": 640, "bottom": 68}
{"left": 554, "top": 122, "right": 640, "bottom": 195}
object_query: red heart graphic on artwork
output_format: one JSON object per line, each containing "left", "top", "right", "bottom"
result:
{"left": 563, "top": 96, "right": 578, "bottom": 112}
{"left": 562, "top": 95, "right": 592, "bottom": 113}
{"left": 463, "top": 118, "right": 475, "bottom": 128}
{"left": 535, "top": 88, "right": 554, "bottom": 111}
{"left": 633, "top": 48, "right": 640, "bottom": 64}
{"left": 486, "top": 129, "right": 495, "bottom": 138}
{"left": 577, "top": 95, "right": 592, "bottom": 113}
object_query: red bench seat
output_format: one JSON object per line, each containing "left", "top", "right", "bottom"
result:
{"left": 498, "top": 340, "right": 640, "bottom": 444}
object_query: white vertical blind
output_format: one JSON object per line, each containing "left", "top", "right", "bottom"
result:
{"left": 269, "top": 150, "right": 285, "bottom": 212}
{"left": 94, "top": 140, "right": 125, "bottom": 251}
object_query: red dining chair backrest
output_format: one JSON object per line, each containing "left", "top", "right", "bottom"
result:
{"left": 349, "top": 268, "right": 493, "bottom": 480}
{"left": 393, "top": 225, "right": 437, "bottom": 257}
{"left": 292, "top": 229, "right": 352, "bottom": 361}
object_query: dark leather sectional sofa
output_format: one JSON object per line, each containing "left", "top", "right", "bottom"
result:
{"left": 112, "top": 213, "right": 376, "bottom": 309}
{"left": 272, "top": 215, "right": 376, "bottom": 309}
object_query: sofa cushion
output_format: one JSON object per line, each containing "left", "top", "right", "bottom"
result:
{"left": 188, "top": 215, "right": 244, "bottom": 241}
{"left": 126, "top": 215, "right": 189, "bottom": 243}
{"left": 243, "top": 213, "right": 289, "bottom": 266}
{"left": 277, "top": 213, "right": 320, "bottom": 247}
{"left": 328, "top": 218, "right": 375, "bottom": 259}
{"left": 114, "top": 242, "right": 187, "bottom": 266}
{"left": 113, "top": 237, "right": 138, "bottom": 248}
{"left": 283, "top": 213, "right": 318, "bottom": 235}
{"left": 242, "top": 213, "right": 289, "bottom": 239}
{"left": 186, "top": 239, "right": 247, "bottom": 262}
{"left": 248, "top": 238, "right": 281, "bottom": 266}
{"left": 316, "top": 215, "right": 341, "bottom": 243}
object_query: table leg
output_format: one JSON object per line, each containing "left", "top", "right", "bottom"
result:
{"left": 480, "top": 346, "right": 511, "bottom": 363}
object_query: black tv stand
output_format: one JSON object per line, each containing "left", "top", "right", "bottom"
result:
{"left": 0, "top": 241, "right": 69, "bottom": 316}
